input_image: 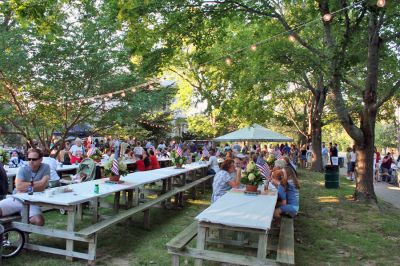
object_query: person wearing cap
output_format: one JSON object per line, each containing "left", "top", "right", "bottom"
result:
{"left": 69, "top": 138, "right": 85, "bottom": 164}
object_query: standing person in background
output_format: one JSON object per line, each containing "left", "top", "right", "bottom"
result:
{"left": 321, "top": 143, "right": 329, "bottom": 168}
{"left": 58, "top": 142, "right": 71, "bottom": 165}
{"left": 346, "top": 147, "right": 352, "bottom": 180}
{"left": 348, "top": 147, "right": 356, "bottom": 181}
{"left": 380, "top": 153, "right": 393, "bottom": 182}
{"left": 300, "top": 144, "right": 307, "bottom": 168}
{"left": 133, "top": 141, "right": 144, "bottom": 159}
{"left": 290, "top": 144, "right": 298, "bottom": 167}
{"left": 157, "top": 140, "right": 166, "bottom": 151}
{"left": 0, "top": 162, "right": 8, "bottom": 200}
{"left": 374, "top": 147, "right": 381, "bottom": 181}
{"left": 328, "top": 142, "right": 333, "bottom": 164}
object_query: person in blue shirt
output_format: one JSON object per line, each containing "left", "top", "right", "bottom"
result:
{"left": 274, "top": 166, "right": 300, "bottom": 218}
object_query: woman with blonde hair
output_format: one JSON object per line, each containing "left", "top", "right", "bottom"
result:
{"left": 274, "top": 166, "right": 300, "bottom": 218}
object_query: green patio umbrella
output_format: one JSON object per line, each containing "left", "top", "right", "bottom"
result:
{"left": 213, "top": 124, "right": 293, "bottom": 142}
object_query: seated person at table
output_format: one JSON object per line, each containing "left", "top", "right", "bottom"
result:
{"left": 274, "top": 166, "right": 300, "bottom": 218}
{"left": 211, "top": 159, "right": 241, "bottom": 203}
{"left": 0, "top": 162, "right": 8, "bottom": 200}
{"left": 9, "top": 151, "right": 25, "bottom": 168}
{"left": 183, "top": 148, "right": 192, "bottom": 163}
{"left": 149, "top": 149, "right": 160, "bottom": 170}
{"left": 207, "top": 149, "right": 219, "bottom": 175}
{"left": 69, "top": 138, "right": 85, "bottom": 164}
{"left": 42, "top": 154, "right": 61, "bottom": 188}
{"left": 136, "top": 150, "right": 152, "bottom": 171}
{"left": 0, "top": 148, "right": 49, "bottom": 226}
{"left": 102, "top": 148, "right": 113, "bottom": 161}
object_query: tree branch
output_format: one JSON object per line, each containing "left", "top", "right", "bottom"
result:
{"left": 376, "top": 80, "right": 400, "bottom": 109}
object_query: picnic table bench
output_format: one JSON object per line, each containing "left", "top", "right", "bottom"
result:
{"left": 166, "top": 189, "right": 295, "bottom": 266}
{"left": 166, "top": 217, "right": 294, "bottom": 265}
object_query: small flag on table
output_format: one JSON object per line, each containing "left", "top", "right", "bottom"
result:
{"left": 256, "top": 157, "right": 270, "bottom": 178}
{"left": 111, "top": 141, "right": 120, "bottom": 176}
{"left": 176, "top": 146, "right": 183, "bottom": 156}
{"left": 275, "top": 150, "right": 282, "bottom": 160}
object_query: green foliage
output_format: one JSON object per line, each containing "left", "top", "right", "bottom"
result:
{"left": 240, "top": 161, "right": 263, "bottom": 186}
{"left": 170, "top": 150, "right": 186, "bottom": 166}
{"left": 375, "top": 122, "right": 397, "bottom": 149}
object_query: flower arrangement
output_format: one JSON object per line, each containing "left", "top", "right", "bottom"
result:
{"left": 0, "top": 148, "right": 10, "bottom": 164}
{"left": 89, "top": 148, "right": 103, "bottom": 162}
{"left": 266, "top": 154, "right": 276, "bottom": 168}
{"left": 103, "top": 155, "right": 128, "bottom": 177}
{"left": 171, "top": 150, "right": 186, "bottom": 167}
{"left": 240, "top": 161, "right": 263, "bottom": 187}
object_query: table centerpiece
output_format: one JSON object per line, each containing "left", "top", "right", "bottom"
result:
{"left": 0, "top": 148, "right": 10, "bottom": 165}
{"left": 240, "top": 161, "right": 263, "bottom": 193}
{"left": 103, "top": 154, "right": 128, "bottom": 182}
{"left": 171, "top": 149, "right": 186, "bottom": 168}
{"left": 88, "top": 148, "right": 103, "bottom": 163}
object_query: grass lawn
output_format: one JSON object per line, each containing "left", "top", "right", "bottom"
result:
{"left": 6, "top": 169, "right": 400, "bottom": 265}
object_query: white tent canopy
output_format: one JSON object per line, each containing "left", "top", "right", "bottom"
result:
{"left": 213, "top": 124, "right": 293, "bottom": 142}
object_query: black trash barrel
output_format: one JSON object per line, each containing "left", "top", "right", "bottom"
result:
{"left": 338, "top": 157, "right": 344, "bottom": 168}
{"left": 325, "top": 165, "right": 339, "bottom": 188}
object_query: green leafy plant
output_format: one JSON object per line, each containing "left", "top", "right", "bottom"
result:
{"left": 240, "top": 161, "right": 263, "bottom": 186}
{"left": 103, "top": 155, "right": 128, "bottom": 177}
{"left": 171, "top": 150, "right": 187, "bottom": 166}
{"left": 266, "top": 154, "right": 277, "bottom": 168}
{"left": 89, "top": 148, "right": 103, "bottom": 161}
{"left": 0, "top": 148, "right": 10, "bottom": 164}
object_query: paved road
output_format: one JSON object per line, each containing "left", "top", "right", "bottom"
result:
{"left": 374, "top": 181, "right": 400, "bottom": 209}
{"left": 338, "top": 162, "right": 400, "bottom": 209}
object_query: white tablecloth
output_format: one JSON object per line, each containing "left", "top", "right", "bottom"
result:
{"left": 12, "top": 162, "right": 209, "bottom": 206}
{"left": 5, "top": 164, "right": 79, "bottom": 178}
{"left": 195, "top": 190, "right": 277, "bottom": 231}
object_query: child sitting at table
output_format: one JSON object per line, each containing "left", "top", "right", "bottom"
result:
{"left": 274, "top": 166, "right": 300, "bottom": 218}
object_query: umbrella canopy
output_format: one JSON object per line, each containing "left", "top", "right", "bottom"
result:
{"left": 214, "top": 124, "right": 293, "bottom": 142}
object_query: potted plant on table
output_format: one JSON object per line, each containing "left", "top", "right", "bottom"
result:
{"left": 240, "top": 161, "right": 263, "bottom": 193}
{"left": 0, "top": 148, "right": 10, "bottom": 165}
{"left": 171, "top": 150, "right": 187, "bottom": 168}
{"left": 103, "top": 155, "right": 128, "bottom": 182}
{"left": 88, "top": 148, "right": 103, "bottom": 163}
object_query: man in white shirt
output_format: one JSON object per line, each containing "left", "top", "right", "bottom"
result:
{"left": 134, "top": 141, "right": 144, "bottom": 159}
{"left": 42, "top": 155, "right": 60, "bottom": 187}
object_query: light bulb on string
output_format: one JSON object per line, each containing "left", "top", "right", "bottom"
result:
{"left": 250, "top": 44, "right": 257, "bottom": 51}
{"left": 131, "top": 88, "right": 136, "bottom": 93}
{"left": 225, "top": 57, "right": 232, "bottom": 65}
{"left": 121, "top": 92, "right": 126, "bottom": 97}
{"left": 377, "top": 0, "right": 385, "bottom": 7}
{"left": 108, "top": 93, "right": 113, "bottom": 98}
{"left": 288, "top": 35, "right": 296, "bottom": 42}
{"left": 322, "top": 13, "right": 332, "bottom": 22}
{"left": 199, "top": 65, "right": 205, "bottom": 72}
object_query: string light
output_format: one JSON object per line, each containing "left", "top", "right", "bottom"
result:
{"left": 250, "top": 44, "right": 257, "bottom": 51}
{"left": 288, "top": 35, "right": 296, "bottom": 42}
{"left": 377, "top": 0, "right": 385, "bottom": 7}
{"left": 131, "top": 88, "right": 136, "bottom": 93}
{"left": 107, "top": 93, "right": 113, "bottom": 98}
{"left": 225, "top": 57, "right": 232, "bottom": 65}
{"left": 322, "top": 13, "right": 332, "bottom": 22}
{"left": 121, "top": 92, "right": 126, "bottom": 97}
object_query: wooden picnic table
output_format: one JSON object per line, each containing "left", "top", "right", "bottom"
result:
{"left": 192, "top": 189, "right": 278, "bottom": 265}
{"left": 10, "top": 161, "right": 211, "bottom": 264}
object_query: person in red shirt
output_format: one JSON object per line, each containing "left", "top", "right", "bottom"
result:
{"left": 136, "top": 150, "right": 152, "bottom": 171}
{"left": 149, "top": 149, "right": 160, "bottom": 169}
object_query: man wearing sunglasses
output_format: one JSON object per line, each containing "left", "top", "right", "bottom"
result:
{"left": 0, "top": 148, "right": 50, "bottom": 226}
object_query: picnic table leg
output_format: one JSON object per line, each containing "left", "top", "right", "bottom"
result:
{"left": 257, "top": 232, "right": 268, "bottom": 259}
{"left": 77, "top": 204, "right": 83, "bottom": 221}
{"left": 92, "top": 198, "right": 99, "bottom": 223}
{"left": 113, "top": 191, "right": 120, "bottom": 213}
{"left": 126, "top": 189, "right": 134, "bottom": 209}
{"left": 87, "top": 234, "right": 98, "bottom": 265}
{"left": 21, "top": 202, "right": 30, "bottom": 243}
{"left": 194, "top": 225, "right": 207, "bottom": 266}
{"left": 161, "top": 179, "right": 167, "bottom": 208}
{"left": 66, "top": 206, "right": 76, "bottom": 261}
